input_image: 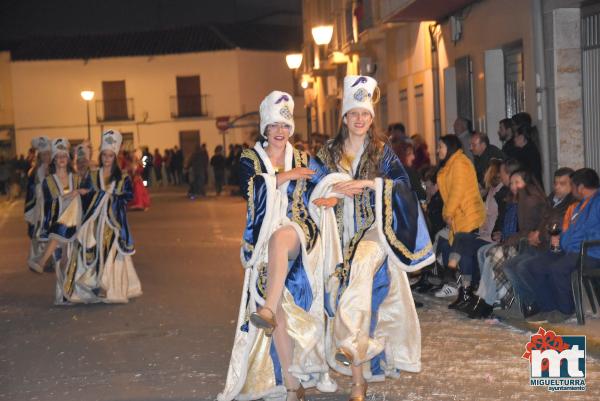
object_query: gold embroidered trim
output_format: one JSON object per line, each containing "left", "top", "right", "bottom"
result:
{"left": 247, "top": 176, "right": 255, "bottom": 222}
{"left": 241, "top": 149, "right": 261, "bottom": 174}
{"left": 382, "top": 179, "right": 432, "bottom": 260}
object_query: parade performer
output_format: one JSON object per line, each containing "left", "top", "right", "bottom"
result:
{"left": 28, "top": 138, "right": 94, "bottom": 305}
{"left": 76, "top": 129, "right": 142, "bottom": 303}
{"left": 219, "top": 91, "right": 335, "bottom": 401}
{"left": 25, "top": 136, "right": 52, "bottom": 273}
{"left": 74, "top": 142, "right": 92, "bottom": 180}
{"left": 128, "top": 149, "right": 151, "bottom": 211}
{"left": 308, "top": 76, "right": 434, "bottom": 400}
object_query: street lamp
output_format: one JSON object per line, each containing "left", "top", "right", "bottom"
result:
{"left": 311, "top": 25, "right": 334, "bottom": 46}
{"left": 80, "top": 90, "right": 95, "bottom": 141}
{"left": 285, "top": 53, "right": 303, "bottom": 70}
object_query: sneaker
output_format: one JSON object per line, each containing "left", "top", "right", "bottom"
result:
{"left": 434, "top": 284, "right": 458, "bottom": 298}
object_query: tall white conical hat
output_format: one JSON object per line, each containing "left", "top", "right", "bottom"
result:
{"left": 100, "top": 129, "right": 122, "bottom": 155}
{"left": 51, "top": 138, "right": 70, "bottom": 159}
{"left": 341, "top": 75, "right": 378, "bottom": 117}
{"left": 259, "top": 91, "right": 295, "bottom": 137}
{"left": 31, "top": 136, "right": 51, "bottom": 153}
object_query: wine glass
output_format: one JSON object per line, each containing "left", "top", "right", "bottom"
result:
{"left": 547, "top": 223, "right": 562, "bottom": 253}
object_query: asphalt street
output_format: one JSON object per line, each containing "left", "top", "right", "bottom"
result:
{"left": 1, "top": 191, "right": 598, "bottom": 401}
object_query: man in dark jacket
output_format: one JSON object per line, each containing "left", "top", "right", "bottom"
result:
{"left": 498, "top": 118, "right": 518, "bottom": 160}
{"left": 470, "top": 132, "right": 505, "bottom": 186}
{"left": 187, "top": 145, "right": 207, "bottom": 199}
{"left": 513, "top": 124, "right": 543, "bottom": 187}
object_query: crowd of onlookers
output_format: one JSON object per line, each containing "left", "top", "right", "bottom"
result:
{"left": 0, "top": 153, "right": 35, "bottom": 201}
{"left": 395, "top": 112, "right": 599, "bottom": 324}
{"left": 127, "top": 143, "right": 254, "bottom": 199}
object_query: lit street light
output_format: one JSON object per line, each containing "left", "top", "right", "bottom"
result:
{"left": 311, "top": 25, "right": 334, "bottom": 46}
{"left": 80, "top": 90, "right": 95, "bottom": 141}
{"left": 285, "top": 53, "right": 303, "bottom": 70}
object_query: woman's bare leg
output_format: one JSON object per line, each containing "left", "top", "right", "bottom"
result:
{"left": 37, "top": 239, "right": 59, "bottom": 268}
{"left": 351, "top": 364, "right": 366, "bottom": 396}
{"left": 263, "top": 226, "right": 300, "bottom": 313}
{"left": 262, "top": 225, "right": 302, "bottom": 396}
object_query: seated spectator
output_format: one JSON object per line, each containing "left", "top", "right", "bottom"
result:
{"left": 503, "top": 167, "right": 576, "bottom": 317}
{"left": 393, "top": 141, "right": 426, "bottom": 202}
{"left": 466, "top": 168, "right": 549, "bottom": 318}
{"left": 437, "top": 135, "right": 486, "bottom": 305}
{"left": 411, "top": 134, "right": 431, "bottom": 170}
{"left": 470, "top": 132, "right": 505, "bottom": 187}
{"left": 412, "top": 167, "right": 447, "bottom": 294}
{"left": 508, "top": 168, "right": 600, "bottom": 322}
{"left": 445, "top": 159, "right": 506, "bottom": 303}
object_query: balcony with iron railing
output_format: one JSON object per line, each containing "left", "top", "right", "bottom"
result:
{"left": 170, "top": 94, "right": 209, "bottom": 119}
{"left": 95, "top": 98, "right": 135, "bottom": 122}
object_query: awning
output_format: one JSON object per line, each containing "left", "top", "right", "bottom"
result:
{"left": 382, "top": 0, "right": 479, "bottom": 23}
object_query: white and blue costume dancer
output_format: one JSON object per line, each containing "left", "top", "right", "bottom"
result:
{"left": 219, "top": 91, "right": 333, "bottom": 401}
{"left": 308, "top": 76, "right": 434, "bottom": 383}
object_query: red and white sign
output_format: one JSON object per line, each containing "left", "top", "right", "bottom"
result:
{"left": 216, "top": 116, "right": 230, "bottom": 131}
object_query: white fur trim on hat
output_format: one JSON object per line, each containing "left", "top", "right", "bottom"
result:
{"left": 100, "top": 129, "right": 122, "bottom": 155}
{"left": 341, "top": 75, "right": 378, "bottom": 118}
{"left": 31, "top": 136, "right": 51, "bottom": 153}
{"left": 259, "top": 91, "right": 295, "bottom": 138}
{"left": 51, "top": 138, "right": 70, "bottom": 160}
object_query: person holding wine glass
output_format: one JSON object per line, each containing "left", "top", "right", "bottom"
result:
{"left": 507, "top": 168, "right": 600, "bottom": 321}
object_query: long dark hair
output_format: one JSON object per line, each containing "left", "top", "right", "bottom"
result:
{"left": 439, "top": 134, "right": 463, "bottom": 167}
{"left": 511, "top": 169, "right": 546, "bottom": 202}
{"left": 49, "top": 156, "right": 74, "bottom": 174}
{"left": 98, "top": 152, "right": 123, "bottom": 183}
{"left": 327, "top": 122, "right": 386, "bottom": 179}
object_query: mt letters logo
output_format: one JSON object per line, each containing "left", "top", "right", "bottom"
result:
{"left": 522, "top": 327, "right": 586, "bottom": 391}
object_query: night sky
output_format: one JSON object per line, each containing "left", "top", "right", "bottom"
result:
{"left": 0, "top": 0, "right": 301, "bottom": 40}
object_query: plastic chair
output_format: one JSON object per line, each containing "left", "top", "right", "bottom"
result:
{"left": 571, "top": 240, "right": 600, "bottom": 325}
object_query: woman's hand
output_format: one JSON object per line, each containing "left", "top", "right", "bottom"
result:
{"left": 277, "top": 167, "right": 315, "bottom": 186}
{"left": 332, "top": 180, "right": 375, "bottom": 197}
{"left": 312, "top": 197, "right": 338, "bottom": 209}
{"left": 78, "top": 188, "right": 90, "bottom": 196}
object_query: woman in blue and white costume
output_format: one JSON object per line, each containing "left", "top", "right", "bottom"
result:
{"left": 219, "top": 91, "right": 335, "bottom": 401}
{"left": 29, "top": 138, "right": 92, "bottom": 304}
{"left": 76, "top": 129, "right": 142, "bottom": 304}
{"left": 25, "top": 136, "right": 52, "bottom": 273}
{"left": 308, "top": 76, "right": 434, "bottom": 400}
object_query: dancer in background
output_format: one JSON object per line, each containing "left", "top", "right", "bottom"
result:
{"left": 25, "top": 136, "right": 52, "bottom": 273}
{"left": 78, "top": 130, "right": 142, "bottom": 303}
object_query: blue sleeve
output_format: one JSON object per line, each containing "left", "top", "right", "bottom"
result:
{"left": 241, "top": 175, "right": 269, "bottom": 263}
{"left": 379, "top": 178, "right": 434, "bottom": 268}
{"left": 308, "top": 153, "right": 331, "bottom": 185}
{"left": 380, "top": 144, "right": 410, "bottom": 186}
{"left": 240, "top": 156, "right": 257, "bottom": 200}
{"left": 110, "top": 176, "right": 135, "bottom": 253}
{"left": 24, "top": 173, "right": 37, "bottom": 215}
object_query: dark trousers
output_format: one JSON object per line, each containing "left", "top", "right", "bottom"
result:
{"left": 508, "top": 251, "right": 600, "bottom": 314}
{"left": 451, "top": 232, "right": 489, "bottom": 284}
{"left": 214, "top": 171, "right": 225, "bottom": 195}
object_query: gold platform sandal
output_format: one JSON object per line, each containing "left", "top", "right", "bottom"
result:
{"left": 249, "top": 306, "right": 277, "bottom": 337}
{"left": 287, "top": 385, "right": 305, "bottom": 401}
{"left": 334, "top": 347, "right": 354, "bottom": 366}
{"left": 349, "top": 382, "right": 368, "bottom": 401}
